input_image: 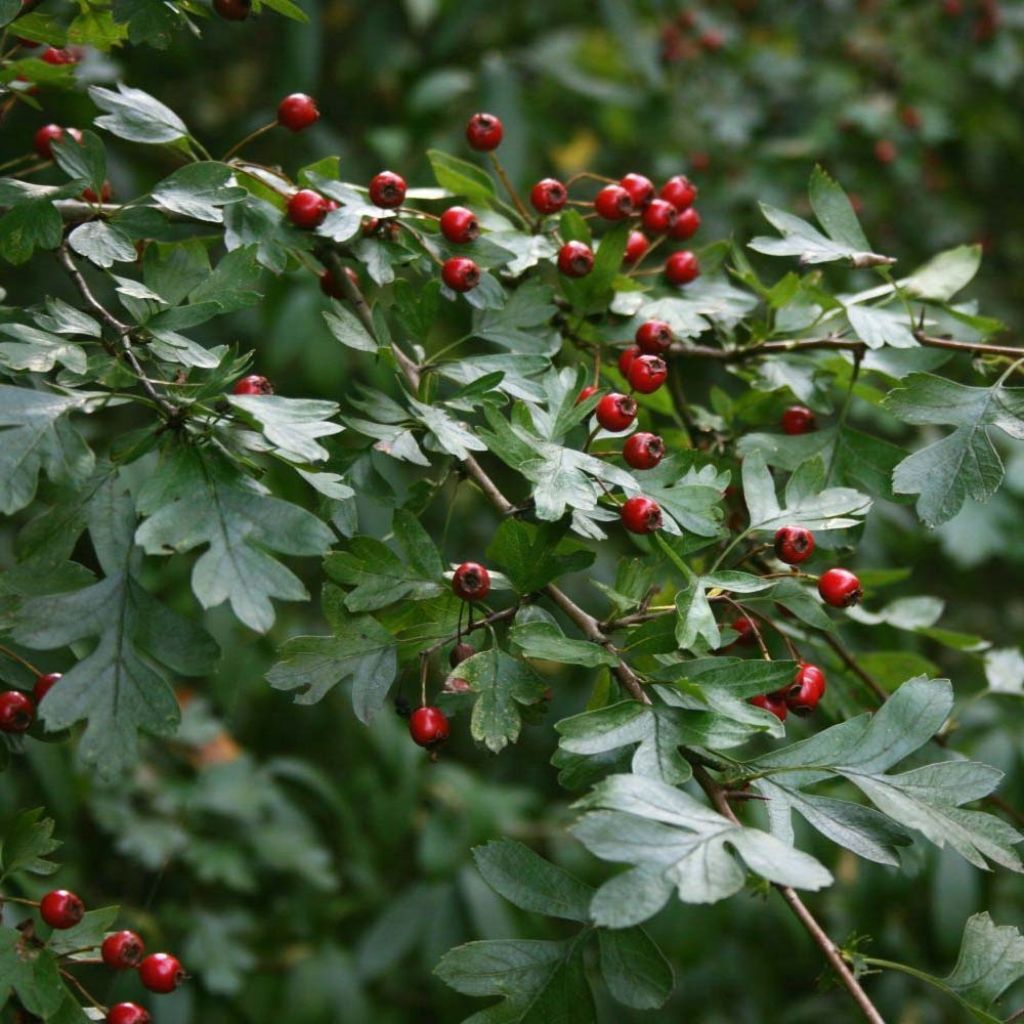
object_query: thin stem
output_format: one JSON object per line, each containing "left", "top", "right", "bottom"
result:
{"left": 720, "top": 595, "right": 771, "bottom": 661}
{"left": 487, "top": 153, "right": 531, "bottom": 227}
{"left": 222, "top": 120, "right": 277, "bottom": 161}
{"left": 0, "top": 644, "right": 42, "bottom": 677}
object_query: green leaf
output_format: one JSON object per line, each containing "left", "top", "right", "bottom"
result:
{"left": 426, "top": 149, "right": 496, "bottom": 205}
{"left": 944, "top": 913, "right": 1024, "bottom": 1011}
{"left": 48, "top": 907, "right": 119, "bottom": 955}
{"left": 983, "top": 648, "right": 1024, "bottom": 695}
{"left": 67, "top": 220, "right": 137, "bottom": 268}
{"left": 486, "top": 519, "right": 595, "bottom": 594}
{"left": 0, "top": 323, "right": 87, "bottom": 375}
{"left": 0, "top": 809, "right": 60, "bottom": 881}
{"left": 0, "top": 0, "right": 21, "bottom": 26}
{"left": 51, "top": 130, "right": 106, "bottom": 195}
{"left": 89, "top": 83, "right": 189, "bottom": 144}
{"left": 901, "top": 245, "right": 982, "bottom": 302}
{"left": 324, "top": 305, "right": 378, "bottom": 353}
{"left": 639, "top": 458, "right": 726, "bottom": 537}
{"left": 227, "top": 395, "right": 342, "bottom": 464}
{"left": 0, "top": 199, "right": 63, "bottom": 265}
{"left": 256, "top": 0, "right": 310, "bottom": 21}
{"left": 597, "top": 927, "right": 673, "bottom": 1010}
{"left": 845, "top": 303, "right": 919, "bottom": 349}
{"left": 151, "top": 162, "right": 247, "bottom": 223}
{"left": 511, "top": 621, "right": 617, "bottom": 668}
{"left": 807, "top": 165, "right": 872, "bottom": 254}
{"left": 0, "top": 928, "right": 65, "bottom": 1018}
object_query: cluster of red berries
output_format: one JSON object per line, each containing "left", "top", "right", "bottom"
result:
{"left": 0, "top": 671, "right": 60, "bottom": 735}
{"left": 752, "top": 662, "right": 827, "bottom": 721}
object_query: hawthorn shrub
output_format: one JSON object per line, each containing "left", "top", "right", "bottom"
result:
{"left": 0, "top": 2, "right": 1023, "bottom": 1023}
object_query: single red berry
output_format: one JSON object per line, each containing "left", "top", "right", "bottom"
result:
{"left": 660, "top": 175, "right": 698, "bottom": 210}
{"left": 139, "top": 953, "right": 185, "bottom": 994}
{"left": 33, "top": 124, "right": 81, "bottom": 160}
{"left": 319, "top": 266, "right": 359, "bottom": 298}
{"left": 641, "top": 198, "right": 678, "bottom": 235}
{"left": 623, "top": 230, "right": 649, "bottom": 265}
{"left": 594, "top": 184, "right": 635, "bottom": 221}
{"left": 619, "top": 173, "right": 655, "bottom": 209}
{"left": 465, "top": 112, "right": 503, "bottom": 151}
{"left": 276, "top": 93, "right": 320, "bottom": 132}
{"left": 874, "top": 139, "right": 897, "bottom": 164}
{"left": 618, "top": 345, "right": 641, "bottom": 377}
{"left": 287, "top": 189, "right": 329, "bottom": 229}
{"left": 362, "top": 217, "right": 380, "bottom": 237}
{"left": 900, "top": 105, "right": 922, "bottom": 130}
{"left": 787, "top": 663, "right": 826, "bottom": 714}
{"left": 409, "top": 706, "right": 451, "bottom": 747}
{"left": 41, "top": 47, "right": 78, "bottom": 65}
{"left": 530, "top": 178, "right": 567, "bottom": 214}
{"left": 441, "top": 256, "right": 481, "bottom": 293}
{"left": 621, "top": 496, "right": 663, "bottom": 534}
{"left": 623, "top": 432, "right": 665, "bottom": 470}
{"left": 82, "top": 181, "right": 113, "bottom": 204}
{"left": 449, "top": 643, "right": 476, "bottom": 668}
{"left": 557, "top": 241, "right": 594, "bottom": 277}
{"left": 107, "top": 1005, "right": 151, "bottom": 1024}
{"left": 0, "top": 691, "right": 33, "bottom": 733}
{"left": 233, "top": 375, "right": 273, "bottom": 396}
{"left": 576, "top": 384, "right": 600, "bottom": 405}
{"left": 670, "top": 206, "right": 701, "bottom": 239}
{"left": 730, "top": 617, "right": 757, "bottom": 647}
{"left": 102, "top": 931, "right": 146, "bottom": 970}
{"left": 750, "top": 693, "right": 787, "bottom": 721}
{"left": 780, "top": 405, "right": 816, "bottom": 435}
{"left": 33, "top": 673, "right": 61, "bottom": 703}
{"left": 40, "top": 890, "right": 84, "bottom": 930}
{"left": 665, "top": 250, "right": 700, "bottom": 285}
{"left": 596, "top": 393, "right": 638, "bottom": 432}
{"left": 818, "top": 568, "right": 863, "bottom": 609}
{"left": 700, "top": 29, "right": 726, "bottom": 51}
{"left": 628, "top": 354, "right": 668, "bottom": 394}
{"left": 368, "top": 171, "right": 406, "bottom": 209}
{"left": 635, "top": 320, "right": 674, "bottom": 355}
{"left": 213, "top": 0, "right": 251, "bottom": 19}
{"left": 440, "top": 206, "right": 479, "bottom": 244}
{"left": 774, "top": 526, "right": 815, "bottom": 565}
{"left": 452, "top": 562, "right": 490, "bottom": 602}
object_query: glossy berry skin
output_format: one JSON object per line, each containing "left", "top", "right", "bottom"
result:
{"left": 623, "top": 231, "right": 649, "bottom": 265}
{"left": 452, "top": 562, "right": 490, "bottom": 602}
{"left": 575, "top": 385, "right": 600, "bottom": 405}
{"left": 594, "top": 184, "right": 634, "bottom": 221}
{"left": 619, "top": 173, "right": 654, "bottom": 209}
{"left": 213, "top": 0, "right": 251, "bottom": 19}
{"left": 661, "top": 174, "right": 698, "bottom": 210}
{"left": 636, "top": 320, "right": 674, "bottom": 355}
{"left": 787, "top": 663, "right": 826, "bottom": 714}
{"left": 751, "top": 693, "right": 787, "bottom": 721}
{"left": 465, "top": 112, "right": 503, "bottom": 151}
{"left": 730, "top": 617, "right": 757, "bottom": 647}
{"left": 33, "top": 124, "right": 81, "bottom": 160}
{"left": 781, "top": 405, "right": 816, "bottom": 435}
{"left": 33, "top": 673, "right": 61, "bottom": 703}
{"left": 596, "top": 393, "right": 638, "bottom": 432}
{"left": 641, "top": 198, "right": 678, "bottom": 235}
{"left": 623, "top": 432, "right": 665, "bottom": 470}
{"left": 621, "top": 496, "right": 663, "bottom": 535}
{"left": 449, "top": 643, "right": 475, "bottom": 669}
{"left": 233, "top": 375, "right": 273, "bottom": 396}
{"left": 409, "top": 706, "right": 451, "bottom": 747}
{"left": 670, "top": 206, "right": 701, "bottom": 239}
{"left": 107, "top": 1005, "right": 151, "bottom": 1024}
{"left": 368, "top": 171, "right": 406, "bottom": 209}
{"left": 102, "top": 930, "right": 146, "bottom": 970}
{"left": 139, "top": 953, "right": 185, "bottom": 994}
{"left": 530, "top": 178, "right": 567, "bottom": 214}
{"left": 0, "top": 691, "right": 33, "bottom": 733}
{"left": 440, "top": 206, "right": 479, "bottom": 244}
{"left": 665, "top": 250, "right": 700, "bottom": 285}
{"left": 320, "top": 266, "right": 359, "bottom": 299}
{"left": 42, "top": 47, "right": 78, "bottom": 65}
{"left": 818, "top": 568, "right": 863, "bottom": 609}
{"left": 774, "top": 526, "right": 815, "bottom": 565}
{"left": 277, "top": 93, "right": 319, "bottom": 132}
{"left": 40, "top": 890, "right": 84, "bottom": 930}
{"left": 441, "top": 256, "right": 481, "bottom": 293}
{"left": 287, "top": 189, "right": 329, "bottom": 229}
{"left": 618, "top": 345, "right": 641, "bottom": 377}
{"left": 557, "top": 241, "right": 594, "bottom": 277}
{"left": 627, "top": 354, "right": 668, "bottom": 394}
{"left": 82, "top": 181, "right": 113, "bottom": 204}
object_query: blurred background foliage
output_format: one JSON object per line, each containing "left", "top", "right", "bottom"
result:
{"left": 2, "top": 1, "right": 1024, "bottom": 1021}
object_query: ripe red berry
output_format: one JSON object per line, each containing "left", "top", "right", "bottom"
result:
{"left": 530, "top": 178, "right": 567, "bottom": 214}
{"left": 277, "top": 93, "right": 320, "bottom": 132}
{"left": 452, "top": 562, "right": 490, "bottom": 602}
{"left": 213, "top": 0, "right": 251, "bottom": 19}
{"left": 287, "top": 189, "right": 329, "bottom": 229}
{"left": 557, "top": 241, "right": 594, "bottom": 277}
{"left": 107, "top": 1005, "right": 151, "bottom": 1024}
{"left": 449, "top": 643, "right": 475, "bottom": 668}
{"left": 33, "top": 673, "right": 61, "bottom": 703}
{"left": 641, "top": 198, "right": 678, "bottom": 235}
{"left": 699, "top": 29, "right": 725, "bottom": 51}
{"left": 465, "top": 112, "right": 503, "bottom": 151}
{"left": 730, "top": 617, "right": 757, "bottom": 647}
{"left": 665, "top": 250, "right": 700, "bottom": 285}
{"left": 319, "top": 266, "right": 358, "bottom": 299}
{"left": 818, "top": 568, "right": 863, "bottom": 609}
{"left": 618, "top": 345, "right": 641, "bottom": 377}
{"left": 787, "top": 663, "right": 826, "bottom": 714}
{"left": 621, "top": 496, "right": 663, "bottom": 534}
{"left": 41, "top": 47, "right": 78, "bottom": 65}
{"left": 774, "top": 526, "right": 815, "bottom": 565}
{"left": 750, "top": 693, "right": 788, "bottom": 721}
{"left": 780, "top": 405, "right": 816, "bottom": 435}
{"left": 82, "top": 181, "right": 113, "bottom": 204}
{"left": 139, "top": 953, "right": 185, "bottom": 994}
{"left": 409, "top": 706, "right": 451, "bottom": 747}
{"left": 623, "top": 432, "right": 665, "bottom": 470}
{"left": 619, "top": 173, "right": 655, "bottom": 209}
{"left": 233, "top": 375, "right": 273, "bottom": 396}
{"left": 102, "top": 930, "right": 146, "bottom": 970}
{"left": 440, "top": 206, "right": 479, "bottom": 244}
{"left": 0, "top": 691, "right": 33, "bottom": 733}
{"left": 596, "top": 393, "right": 638, "bottom": 432}
{"left": 40, "top": 890, "right": 84, "bottom": 929}
{"left": 594, "top": 184, "right": 635, "bottom": 221}
{"left": 576, "top": 385, "right": 600, "bottom": 405}
{"left": 33, "top": 124, "right": 81, "bottom": 160}
{"left": 670, "top": 206, "right": 701, "bottom": 239}
{"left": 441, "top": 256, "right": 481, "bottom": 293}
{"left": 368, "top": 171, "right": 406, "bottom": 209}
{"left": 661, "top": 174, "right": 698, "bottom": 210}
{"left": 627, "top": 354, "right": 668, "bottom": 394}
{"left": 635, "top": 320, "right": 674, "bottom": 355}
{"left": 623, "top": 230, "right": 649, "bottom": 265}
{"left": 874, "top": 139, "right": 897, "bottom": 165}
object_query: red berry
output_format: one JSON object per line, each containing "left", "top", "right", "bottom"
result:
{"left": 594, "top": 184, "right": 635, "bottom": 221}
{"left": 40, "top": 890, "right": 84, "bottom": 930}
{"left": 818, "top": 568, "right": 863, "bottom": 609}
{"left": 0, "top": 691, "right": 33, "bottom": 733}
{"left": 530, "top": 178, "right": 567, "bottom": 214}
{"left": 635, "top": 320, "right": 674, "bottom": 355}
{"left": 670, "top": 206, "right": 701, "bottom": 239}
{"left": 368, "top": 171, "right": 406, "bottom": 209}
{"left": 33, "top": 673, "right": 61, "bottom": 703}
{"left": 449, "top": 643, "right": 475, "bottom": 668}
{"left": 781, "top": 405, "right": 816, "bottom": 435}
{"left": 107, "top": 1004, "right": 151, "bottom": 1024}
{"left": 621, "top": 496, "right": 663, "bottom": 534}
{"left": 627, "top": 354, "right": 668, "bottom": 394}
{"left": 665, "top": 250, "right": 700, "bottom": 285}
{"left": 213, "top": 0, "right": 251, "bottom": 19}
{"left": 409, "top": 706, "right": 451, "bottom": 747}
{"left": 641, "top": 198, "right": 678, "bottom": 235}
{"left": 596, "top": 393, "right": 638, "bottom": 432}
{"left": 82, "top": 181, "right": 113, "bottom": 204}
{"left": 276, "top": 93, "right": 320, "bottom": 132}
{"left": 623, "top": 230, "right": 649, "bottom": 265}
{"left": 774, "top": 526, "right": 815, "bottom": 565}
{"left": 900, "top": 105, "right": 922, "bottom": 130}
{"left": 441, "top": 256, "right": 481, "bottom": 293}
{"left": 623, "top": 432, "right": 665, "bottom": 470}
{"left": 320, "top": 266, "right": 359, "bottom": 299}
{"left": 576, "top": 385, "right": 600, "bottom": 405}
{"left": 233, "top": 375, "right": 273, "bottom": 396}
{"left": 943, "top": 0, "right": 964, "bottom": 13}
{"left": 139, "top": 953, "right": 185, "bottom": 994}
{"left": 465, "top": 112, "right": 503, "bottom": 151}
{"left": 730, "top": 617, "right": 757, "bottom": 647}
{"left": 33, "top": 124, "right": 80, "bottom": 160}
{"left": 102, "top": 930, "right": 146, "bottom": 970}
{"left": 619, "top": 173, "right": 655, "bottom": 209}
{"left": 440, "top": 206, "right": 479, "bottom": 244}
{"left": 751, "top": 693, "right": 787, "bottom": 721}
{"left": 699, "top": 29, "right": 726, "bottom": 51}
{"left": 41, "top": 47, "right": 78, "bottom": 65}
{"left": 287, "top": 189, "right": 329, "bottom": 229}
{"left": 787, "top": 663, "right": 826, "bottom": 714}
{"left": 618, "top": 345, "right": 641, "bottom": 377}
{"left": 661, "top": 175, "right": 698, "bottom": 210}
{"left": 452, "top": 562, "right": 490, "bottom": 602}
{"left": 874, "top": 139, "right": 897, "bottom": 165}
{"left": 557, "top": 241, "right": 594, "bottom": 277}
